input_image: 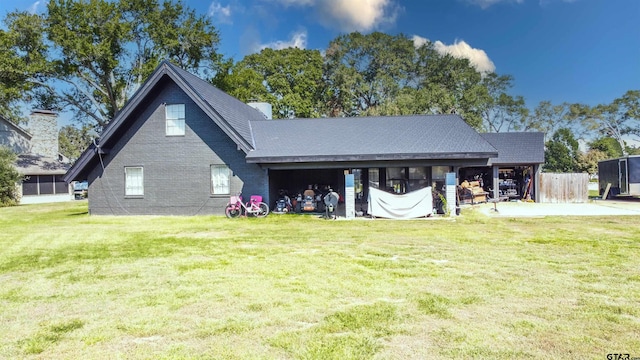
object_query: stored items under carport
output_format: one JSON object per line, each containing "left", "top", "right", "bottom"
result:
{"left": 458, "top": 180, "right": 488, "bottom": 204}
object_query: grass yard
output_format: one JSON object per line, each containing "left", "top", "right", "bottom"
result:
{"left": 1, "top": 202, "right": 639, "bottom": 359}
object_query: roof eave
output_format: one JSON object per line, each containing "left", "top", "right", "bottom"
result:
{"left": 0, "top": 116, "right": 33, "bottom": 140}
{"left": 488, "top": 160, "right": 545, "bottom": 166}
{"left": 69, "top": 61, "right": 254, "bottom": 181}
{"left": 99, "top": 62, "right": 253, "bottom": 153}
{"left": 247, "top": 151, "right": 499, "bottom": 164}
{"left": 63, "top": 143, "right": 97, "bottom": 182}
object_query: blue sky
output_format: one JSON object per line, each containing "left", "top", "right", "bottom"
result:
{"left": 2, "top": 0, "right": 639, "bottom": 109}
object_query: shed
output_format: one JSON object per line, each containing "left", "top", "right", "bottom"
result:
{"left": 598, "top": 155, "right": 640, "bottom": 198}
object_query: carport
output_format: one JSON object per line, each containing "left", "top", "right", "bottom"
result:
{"left": 245, "top": 115, "right": 543, "bottom": 216}
{"left": 267, "top": 168, "right": 346, "bottom": 209}
{"left": 478, "top": 132, "right": 545, "bottom": 202}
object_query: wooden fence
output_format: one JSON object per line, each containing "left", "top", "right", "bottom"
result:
{"left": 538, "top": 173, "right": 589, "bottom": 203}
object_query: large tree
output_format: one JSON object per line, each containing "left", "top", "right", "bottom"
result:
{"left": 544, "top": 128, "right": 581, "bottom": 173}
{"left": 323, "top": 32, "right": 416, "bottom": 117}
{"left": 415, "top": 51, "right": 489, "bottom": 129}
{"left": 577, "top": 149, "right": 606, "bottom": 177}
{"left": 524, "top": 101, "right": 585, "bottom": 141}
{"left": 2, "top": 0, "right": 221, "bottom": 129}
{"left": 58, "top": 124, "right": 97, "bottom": 162}
{"left": 321, "top": 32, "right": 500, "bottom": 130}
{"left": 577, "top": 137, "right": 625, "bottom": 177}
{"left": 479, "top": 73, "right": 528, "bottom": 132}
{"left": 572, "top": 90, "right": 640, "bottom": 155}
{"left": 0, "top": 12, "right": 50, "bottom": 124}
{"left": 588, "top": 137, "right": 623, "bottom": 159}
{"left": 214, "top": 48, "right": 324, "bottom": 119}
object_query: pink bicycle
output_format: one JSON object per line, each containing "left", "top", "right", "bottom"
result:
{"left": 225, "top": 193, "right": 269, "bottom": 218}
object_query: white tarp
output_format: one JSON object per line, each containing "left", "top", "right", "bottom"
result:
{"left": 367, "top": 186, "right": 433, "bottom": 219}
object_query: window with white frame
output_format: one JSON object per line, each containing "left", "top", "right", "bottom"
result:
{"left": 165, "top": 104, "right": 185, "bottom": 136}
{"left": 125, "top": 167, "right": 144, "bottom": 196}
{"left": 211, "top": 165, "right": 230, "bottom": 195}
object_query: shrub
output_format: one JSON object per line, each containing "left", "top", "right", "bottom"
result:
{"left": 0, "top": 146, "right": 23, "bottom": 206}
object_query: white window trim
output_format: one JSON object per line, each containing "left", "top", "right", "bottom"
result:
{"left": 165, "top": 104, "right": 185, "bottom": 136}
{"left": 211, "top": 165, "right": 230, "bottom": 195}
{"left": 125, "top": 166, "right": 144, "bottom": 196}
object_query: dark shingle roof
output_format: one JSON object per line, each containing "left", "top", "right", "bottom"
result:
{"left": 99, "top": 61, "right": 262, "bottom": 152}
{"left": 66, "top": 61, "right": 265, "bottom": 182}
{"left": 16, "top": 154, "right": 70, "bottom": 175}
{"left": 247, "top": 115, "right": 498, "bottom": 163}
{"left": 168, "top": 64, "right": 266, "bottom": 148}
{"left": 480, "top": 132, "right": 545, "bottom": 165}
{"left": 65, "top": 61, "right": 537, "bottom": 182}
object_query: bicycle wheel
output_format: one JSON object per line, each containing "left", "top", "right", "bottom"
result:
{"left": 225, "top": 204, "right": 242, "bottom": 218}
{"left": 256, "top": 202, "right": 269, "bottom": 217}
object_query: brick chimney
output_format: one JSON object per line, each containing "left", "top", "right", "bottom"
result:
{"left": 28, "top": 110, "right": 59, "bottom": 158}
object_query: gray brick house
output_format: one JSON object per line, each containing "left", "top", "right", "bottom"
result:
{"left": 1, "top": 111, "right": 70, "bottom": 204}
{"left": 64, "top": 61, "right": 544, "bottom": 215}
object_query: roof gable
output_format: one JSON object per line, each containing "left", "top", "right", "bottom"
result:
{"left": 167, "top": 65, "right": 266, "bottom": 149}
{"left": 65, "top": 61, "right": 265, "bottom": 182}
{"left": 99, "top": 61, "right": 261, "bottom": 152}
{"left": 0, "top": 115, "right": 32, "bottom": 140}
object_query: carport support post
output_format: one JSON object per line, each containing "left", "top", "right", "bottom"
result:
{"left": 492, "top": 166, "right": 500, "bottom": 200}
{"left": 445, "top": 172, "right": 457, "bottom": 216}
{"left": 533, "top": 164, "right": 541, "bottom": 202}
{"left": 345, "top": 173, "right": 355, "bottom": 219}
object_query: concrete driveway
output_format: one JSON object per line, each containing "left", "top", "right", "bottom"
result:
{"left": 474, "top": 198, "right": 640, "bottom": 217}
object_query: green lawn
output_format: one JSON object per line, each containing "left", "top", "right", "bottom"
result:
{"left": 1, "top": 201, "right": 639, "bottom": 359}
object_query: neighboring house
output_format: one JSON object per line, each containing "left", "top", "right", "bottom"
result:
{"left": 0, "top": 115, "right": 31, "bottom": 154}
{"left": 1, "top": 111, "right": 71, "bottom": 204}
{"left": 64, "top": 61, "right": 544, "bottom": 216}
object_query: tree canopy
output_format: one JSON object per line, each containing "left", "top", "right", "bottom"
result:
{"left": 1, "top": 0, "right": 221, "bottom": 129}
{"left": 480, "top": 73, "right": 528, "bottom": 132}
{"left": 322, "top": 32, "right": 416, "bottom": 117}
{"left": 216, "top": 32, "right": 521, "bottom": 131}
{"left": 58, "top": 124, "right": 97, "bottom": 162}
{"left": 0, "top": 11, "right": 49, "bottom": 123}
{"left": 1, "top": 4, "right": 639, "bottom": 169}
{"left": 544, "top": 128, "right": 581, "bottom": 173}
{"left": 213, "top": 47, "right": 324, "bottom": 119}
{"left": 573, "top": 90, "right": 640, "bottom": 155}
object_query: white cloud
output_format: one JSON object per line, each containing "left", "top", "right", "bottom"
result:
{"left": 208, "top": 2, "right": 233, "bottom": 24}
{"left": 270, "top": 0, "right": 315, "bottom": 5}
{"left": 433, "top": 40, "right": 495, "bottom": 73}
{"left": 259, "top": 29, "right": 308, "bottom": 50}
{"left": 466, "top": 0, "right": 523, "bottom": 9}
{"left": 412, "top": 36, "right": 495, "bottom": 73}
{"left": 414, "top": 37, "right": 496, "bottom": 73}
{"left": 468, "top": 0, "right": 577, "bottom": 8}
{"left": 539, "top": 0, "right": 578, "bottom": 6}
{"left": 316, "top": 0, "right": 400, "bottom": 32}
{"left": 412, "top": 35, "right": 429, "bottom": 48}
{"left": 28, "top": 1, "right": 41, "bottom": 14}
{"left": 268, "top": 0, "right": 401, "bottom": 32}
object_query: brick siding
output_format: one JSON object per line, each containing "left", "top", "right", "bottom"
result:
{"left": 87, "top": 81, "right": 268, "bottom": 215}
